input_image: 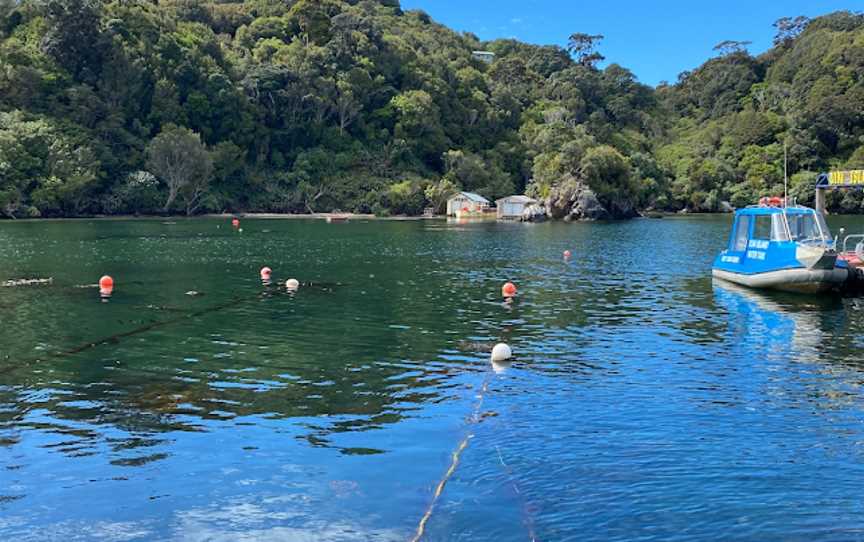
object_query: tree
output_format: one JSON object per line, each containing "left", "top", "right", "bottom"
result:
{"left": 0, "top": 111, "right": 100, "bottom": 217}
{"left": 773, "top": 16, "right": 810, "bottom": 46}
{"left": 41, "top": 0, "right": 110, "bottom": 83}
{"left": 424, "top": 178, "right": 457, "bottom": 213}
{"left": 712, "top": 40, "right": 752, "bottom": 56}
{"left": 580, "top": 145, "right": 637, "bottom": 215}
{"left": 332, "top": 69, "right": 372, "bottom": 134}
{"left": 567, "top": 33, "right": 604, "bottom": 67}
{"left": 391, "top": 90, "right": 448, "bottom": 165}
{"left": 0, "top": 0, "right": 20, "bottom": 36}
{"left": 145, "top": 125, "right": 213, "bottom": 214}
{"left": 285, "top": 0, "right": 342, "bottom": 45}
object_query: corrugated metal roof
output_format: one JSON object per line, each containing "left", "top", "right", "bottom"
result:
{"left": 450, "top": 192, "right": 490, "bottom": 204}
{"left": 495, "top": 195, "right": 537, "bottom": 204}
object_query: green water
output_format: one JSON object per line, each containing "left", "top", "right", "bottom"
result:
{"left": 3, "top": 216, "right": 864, "bottom": 541}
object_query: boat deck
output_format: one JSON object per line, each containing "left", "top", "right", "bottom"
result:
{"left": 838, "top": 252, "right": 864, "bottom": 293}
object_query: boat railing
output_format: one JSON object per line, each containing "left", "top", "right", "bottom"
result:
{"left": 841, "top": 234, "right": 864, "bottom": 257}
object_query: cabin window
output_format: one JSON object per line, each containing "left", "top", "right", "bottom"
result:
{"left": 771, "top": 214, "right": 790, "bottom": 241}
{"left": 731, "top": 216, "right": 750, "bottom": 251}
{"left": 753, "top": 215, "right": 772, "bottom": 240}
{"left": 786, "top": 213, "right": 830, "bottom": 243}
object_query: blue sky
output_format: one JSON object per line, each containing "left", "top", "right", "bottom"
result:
{"left": 398, "top": 0, "right": 858, "bottom": 86}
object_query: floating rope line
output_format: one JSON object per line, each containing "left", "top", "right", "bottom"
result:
{"left": 0, "top": 281, "right": 346, "bottom": 377}
{"left": 0, "top": 296, "right": 247, "bottom": 378}
{"left": 496, "top": 445, "right": 538, "bottom": 542}
{"left": 410, "top": 376, "right": 490, "bottom": 542}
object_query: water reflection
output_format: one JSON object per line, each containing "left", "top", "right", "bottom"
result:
{"left": 712, "top": 278, "right": 844, "bottom": 357}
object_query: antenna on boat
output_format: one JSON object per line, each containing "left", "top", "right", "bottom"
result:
{"left": 783, "top": 140, "right": 788, "bottom": 208}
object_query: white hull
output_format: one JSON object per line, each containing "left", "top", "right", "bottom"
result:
{"left": 712, "top": 267, "right": 849, "bottom": 294}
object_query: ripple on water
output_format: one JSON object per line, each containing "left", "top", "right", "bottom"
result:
{"left": 3, "top": 217, "right": 864, "bottom": 540}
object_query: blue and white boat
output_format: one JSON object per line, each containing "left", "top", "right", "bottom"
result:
{"left": 712, "top": 200, "right": 850, "bottom": 293}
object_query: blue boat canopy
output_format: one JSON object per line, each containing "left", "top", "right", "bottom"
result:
{"left": 729, "top": 205, "right": 831, "bottom": 245}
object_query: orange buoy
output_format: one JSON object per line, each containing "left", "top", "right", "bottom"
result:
{"left": 260, "top": 267, "right": 272, "bottom": 280}
{"left": 563, "top": 250, "right": 572, "bottom": 259}
{"left": 502, "top": 282, "right": 517, "bottom": 298}
{"left": 231, "top": 218, "right": 240, "bottom": 228}
{"left": 99, "top": 275, "right": 114, "bottom": 290}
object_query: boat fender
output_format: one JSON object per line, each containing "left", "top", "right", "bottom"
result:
{"left": 856, "top": 242, "right": 864, "bottom": 261}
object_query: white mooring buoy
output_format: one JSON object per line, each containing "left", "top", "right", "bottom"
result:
{"left": 491, "top": 343, "right": 512, "bottom": 362}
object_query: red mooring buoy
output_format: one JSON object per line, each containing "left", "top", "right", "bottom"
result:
{"left": 502, "top": 282, "right": 517, "bottom": 298}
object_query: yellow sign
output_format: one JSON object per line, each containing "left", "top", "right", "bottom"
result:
{"left": 828, "top": 170, "right": 864, "bottom": 185}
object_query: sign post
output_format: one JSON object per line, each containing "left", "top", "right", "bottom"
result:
{"left": 815, "top": 170, "right": 864, "bottom": 215}
{"left": 815, "top": 186, "right": 826, "bottom": 216}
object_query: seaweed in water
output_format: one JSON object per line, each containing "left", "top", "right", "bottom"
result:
{"left": 109, "top": 452, "right": 169, "bottom": 467}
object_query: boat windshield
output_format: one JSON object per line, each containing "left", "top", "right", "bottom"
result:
{"left": 784, "top": 211, "right": 831, "bottom": 244}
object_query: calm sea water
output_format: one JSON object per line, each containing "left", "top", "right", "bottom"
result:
{"left": 2, "top": 215, "right": 864, "bottom": 541}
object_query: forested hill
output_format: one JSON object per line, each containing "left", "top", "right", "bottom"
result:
{"left": 0, "top": 2, "right": 862, "bottom": 219}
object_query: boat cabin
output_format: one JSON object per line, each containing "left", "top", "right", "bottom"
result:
{"left": 729, "top": 205, "right": 830, "bottom": 247}
{"left": 715, "top": 204, "right": 834, "bottom": 275}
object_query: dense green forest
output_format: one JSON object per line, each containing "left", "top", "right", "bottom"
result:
{"left": 0, "top": 1, "right": 862, "bottom": 218}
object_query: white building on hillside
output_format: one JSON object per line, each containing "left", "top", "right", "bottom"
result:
{"left": 471, "top": 51, "right": 495, "bottom": 64}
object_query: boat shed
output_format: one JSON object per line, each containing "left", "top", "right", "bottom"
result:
{"left": 496, "top": 195, "right": 538, "bottom": 220}
{"left": 446, "top": 192, "right": 490, "bottom": 216}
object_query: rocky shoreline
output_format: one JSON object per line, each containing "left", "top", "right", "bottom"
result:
{"left": 521, "top": 178, "right": 641, "bottom": 222}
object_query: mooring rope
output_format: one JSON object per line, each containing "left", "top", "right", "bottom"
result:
{"left": 0, "top": 280, "right": 349, "bottom": 377}
{"left": 0, "top": 296, "right": 250, "bottom": 378}
{"left": 496, "top": 445, "right": 538, "bottom": 542}
{"left": 410, "top": 376, "right": 490, "bottom": 542}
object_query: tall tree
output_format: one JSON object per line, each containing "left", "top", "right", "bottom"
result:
{"left": 145, "top": 125, "right": 213, "bottom": 214}
{"left": 567, "top": 33, "right": 604, "bottom": 67}
{"left": 712, "top": 40, "right": 752, "bottom": 56}
{"left": 773, "top": 16, "right": 810, "bottom": 46}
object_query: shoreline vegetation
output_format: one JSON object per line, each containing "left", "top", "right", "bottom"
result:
{"left": 0, "top": 2, "right": 863, "bottom": 221}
